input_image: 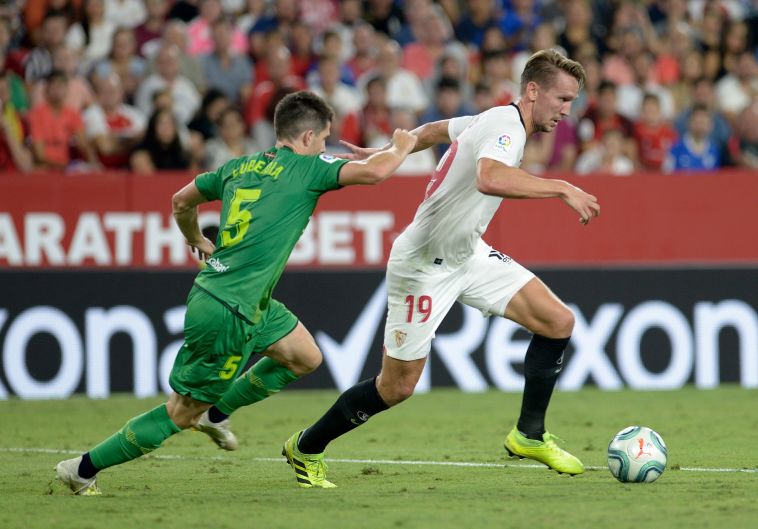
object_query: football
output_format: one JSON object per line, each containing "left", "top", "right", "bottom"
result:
{"left": 607, "top": 426, "right": 668, "bottom": 483}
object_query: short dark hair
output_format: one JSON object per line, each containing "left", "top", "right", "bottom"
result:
{"left": 521, "top": 49, "right": 586, "bottom": 93}
{"left": 274, "top": 91, "right": 335, "bottom": 141}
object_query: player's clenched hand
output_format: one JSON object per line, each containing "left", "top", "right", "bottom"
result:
{"left": 187, "top": 236, "right": 215, "bottom": 260}
{"left": 562, "top": 183, "right": 600, "bottom": 225}
{"left": 391, "top": 128, "right": 418, "bottom": 154}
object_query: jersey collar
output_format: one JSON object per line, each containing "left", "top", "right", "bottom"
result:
{"left": 509, "top": 102, "right": 527, "bottom": 132}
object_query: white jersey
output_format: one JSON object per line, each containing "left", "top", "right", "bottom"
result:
{"left": 392, "top": 104, "right": 527, "bottom": 270}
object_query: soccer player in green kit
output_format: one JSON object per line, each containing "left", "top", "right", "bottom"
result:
{"left": 54, "top": 91, "right": 418, "bottom": 495}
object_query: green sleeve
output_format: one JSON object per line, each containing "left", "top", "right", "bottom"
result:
{"left": 195, "top": 167, "right": 224, "bottom": 201}
{"left": 305, "top": 153, "right": 349, "bottom": 193}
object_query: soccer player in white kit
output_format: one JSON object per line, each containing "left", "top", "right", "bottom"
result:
{"left": 282, "top": 50, "right": 600, "bottom": 487}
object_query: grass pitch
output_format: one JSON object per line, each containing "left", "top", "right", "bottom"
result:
{"left": 1, "top": 386, "right": 757, "bottom": 529}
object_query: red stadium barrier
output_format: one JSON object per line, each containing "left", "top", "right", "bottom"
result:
{"left": 1, "top": 169, "right": 757, "bottom": 268}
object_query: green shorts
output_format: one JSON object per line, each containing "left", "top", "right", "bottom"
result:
{"left": 169, "top": 286, "right": 299, "bottom": 403}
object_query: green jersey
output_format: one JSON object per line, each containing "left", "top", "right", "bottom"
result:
{"left": 193, "top": 146, "right": 348, "bottom": 323}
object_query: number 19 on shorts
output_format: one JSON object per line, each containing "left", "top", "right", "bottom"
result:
{"left": 405, "top": 295, "right": 432, "bottom": 323}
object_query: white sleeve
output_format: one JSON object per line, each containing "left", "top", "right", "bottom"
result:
{"left": 83, "top": 106, "right": 107, "bottom": 138}
{"left": 448, "top": 115, "right": 475, "bottom": 142}
{"left": 472, "top": 108, "right": 526, "bottom": 168}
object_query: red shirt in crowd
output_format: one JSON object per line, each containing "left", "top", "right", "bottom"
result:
{"left": 28, "top": 102, "right": 84, "bottom": 166}
{"left": 634, "top": 122, "right": 678, "bottom": 170}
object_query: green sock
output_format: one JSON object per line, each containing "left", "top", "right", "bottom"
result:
{"left": 88, "top": 404, "right": 182, "bottom": 470}
{"left": 215, "top": 357, "right": 299, "bottom": 415}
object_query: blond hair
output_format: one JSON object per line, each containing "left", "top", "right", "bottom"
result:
{"left": 521, "top": 49, "right": 586, "bottom": 93}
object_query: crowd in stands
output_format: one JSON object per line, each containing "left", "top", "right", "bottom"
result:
{"left": 1, "top": 0, "right": 757, "bottom": 175}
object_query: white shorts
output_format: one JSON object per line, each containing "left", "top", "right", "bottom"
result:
{"left": 383, "top": 240, "right": 535, "bottom": 361}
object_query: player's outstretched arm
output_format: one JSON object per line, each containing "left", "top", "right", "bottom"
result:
{"left": 338, "top": 128, "right": 418, "bottom": 186}
{"left": 337, "top": 119, "right": 453, "bottom": 161}
{"left": 476, "top": 158, "right": 600, "bottom": 225}
{"left": 172, "top": 180, "right": 216, "bottom": 259}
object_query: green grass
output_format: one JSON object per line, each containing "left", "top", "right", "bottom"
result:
{"left": 2, "top": 387, "right": 757, "bottom": 529}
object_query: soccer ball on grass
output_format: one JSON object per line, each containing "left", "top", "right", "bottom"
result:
{"left": 607, "top": 426, "right": 667, "bottom": 483}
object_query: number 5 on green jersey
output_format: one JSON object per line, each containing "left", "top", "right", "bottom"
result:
{"left": 221, "top": 189, "right": 262, "bottom": 247}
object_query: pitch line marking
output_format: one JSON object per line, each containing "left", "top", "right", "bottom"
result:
{"left": 3, "top": 447, "right": 757, "bottom": 474}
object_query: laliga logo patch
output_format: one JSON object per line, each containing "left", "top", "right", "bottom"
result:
{"left": 494, "top": 134, "right": 512, "bottom": 152}
{"left": 319, "top": 153, "right": 339, "bottom": 164}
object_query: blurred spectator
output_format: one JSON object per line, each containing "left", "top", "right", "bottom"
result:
{"left": 314, "top": 29, "right": 356, "bottom": 86}
{"left": 675, "top": 76, "right": 731, "bottom": 155}
{"left": 602, "top": 25, "right": 648, "bottom": 88}
{"left": 579, "top": 80, "right": 635, "bottom": 158}
{"left": 187, "top": 0, "right": 247, "bottom": 57}
{"left": 92, "top": 28, "right": 147, "bottom": 104}
{"left": 472, "top": 81, "right": 496, "bottom": 114}
{"left": 32, "top": 46, "right": 95, "bottom": 112}
{"left": 575, "top": 128, "right": 634, "bottom": 176}
{"left": 347, "top": 22, "right": 378, "bottom": 80}
{"left": 480, "top": 48, "right": 518, "bottom": 106}
{"left": 146, "top": 20, "right": 206, "bottom": 91}
{"left": 290, "top": 21, "right": 316, "bottom": 79}
{"left": 130, "top": 108, "right": 193, "bottom": 173}
{"left": 204, "top": 107, "right": 258, "bottom": 169}
{"left": 137, "top": 44, "right": 201, "bottom": 124}
{"left": 0, "top": 33, "right": 29, "bottom": 113}
{"left": 65, "top": 0, "right": 117, "bottom": 72}
{"left": 236, "top": 0, "right": 266, "bottom": 35}
{"left": 244, "top": 45, "right": 305, "bottom": 128}
{"left": 364, "top": 0, "right": 404, "bottom": 38}
{"left": 394, "top": 0, "right": 432, "bottom": 46}
{"left": 715, "top": 50, "right": 758, "bottom": 123}
{"left": 420, "top": 77, "right": 472, "bottom": 158}
{"left": 720, "top": 20, "right": 750, "bottom": 78}
{"left": 402, "top": 4, "right": 466, "bottom": 82}
{"left": 188, "top": 88, "right": 229, "bottom": 140}
{"left": 388, "top": 106, "right": 436, "bottom": 175}
{"left": 570, "top": 41, "right": 601, "bottom": 119}
{"left": 694, "top": 5, "right": 724, "bottom": 80}
{"left": 83, "top": 73, "right": 146, "bottom": 168}
{"left": 27, "top": 70, "right": 100, "bottom": 170}
{"left": 732, "top": 102, "right": 758, "bottom": 168}
{"left": 511, "top": 22, "right": 562, "bottom": 86}
{"left": 428, "top": 52, "right": 471, "bottom": 102}
{"left": 332, "top": 0, "right": 363, "bottom": 60}
{"left": 665, "top": 103, "right": 721, "bottom": 172}
{"left": 669, "top": 49, "right": 704, "bottom": 115}
{"left": 201, "top": 17, "right": 253, "bottom": 105}
{"left": 134, "top": 0, "right": 168, "bottom": 57}
{"left": 249, "top": 0, "right": 299, "bottom": 40}
{"left": 633, "top": 93, "right": 677, "bottom": 171}
{"left": 298, "top": 0, "right": 339, "bottom": 36}
{"left": 498, "top": 0, "right": 541, "bottom": 52}
{"left": 103, "top": 0, "right": 146, "bottom": 28}
{"left": 558, "top": 0, "right": 606, "bottom": 59}
{"left": 358, "top": 39, "right": 427, "bottom": 114}
{"left": 521, "top": 117, "right": 580, "bottom": 174}
{"left": 359, "top": 75, "right": 392, "bottom": 148}
{"left": 0, "top": 72, "right": 33, "bottom": 172}
{"left": 310, "top": 54, "right": 362, "bottom": 117}
{"left": 24, "top": 11, "right": 68, "bottom": 83}
{"left": 455, "top": 0, "right": 499, "bottom": 48}
{"left": 24, "top": 0, "right": 80, "bottom": 46}
{"left": 310, "top": 54, "right": 362, "bottom": 147}
{"left": 616, "top": 51, "right": 674, "bottom": 121}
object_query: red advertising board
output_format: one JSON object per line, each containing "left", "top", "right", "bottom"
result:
{"left": 1, "top": 169, "right": 757, "bottom": 268}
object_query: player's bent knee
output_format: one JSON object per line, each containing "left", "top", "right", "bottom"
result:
{"left": 544, "top": 308, "right": 575, "bottom": 338}
{"left": 377, "top": 379, "right": 415, "bottom": 406}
